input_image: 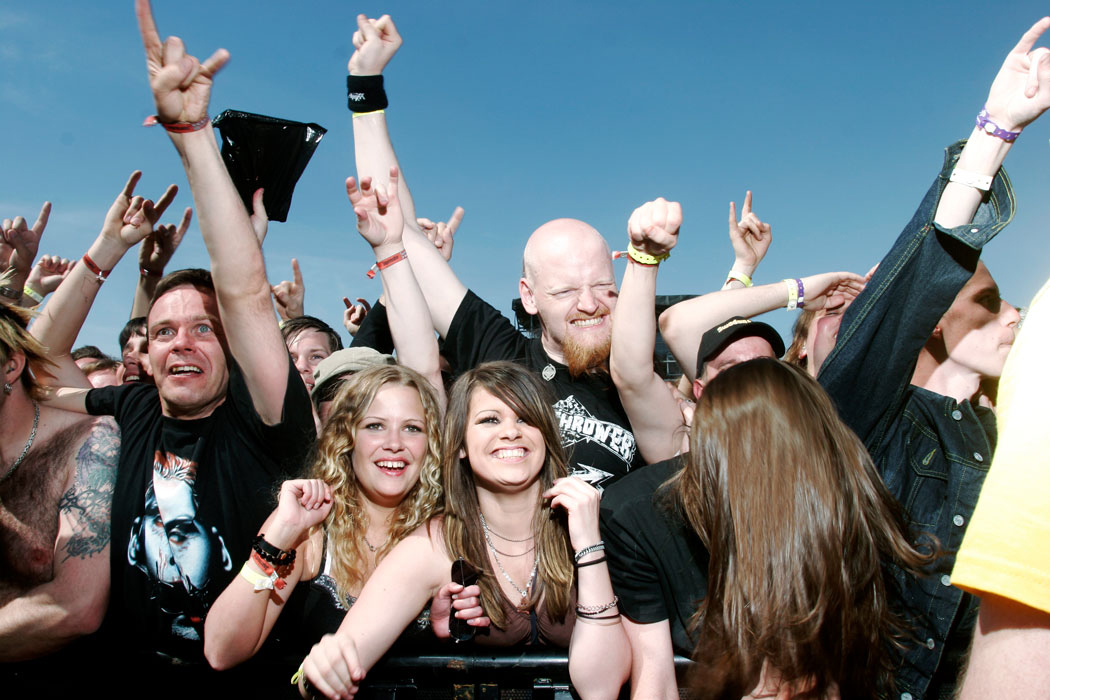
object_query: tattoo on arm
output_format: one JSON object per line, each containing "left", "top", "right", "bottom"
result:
{"left": 59, "top": 419, "right": 119, "bottom": 562}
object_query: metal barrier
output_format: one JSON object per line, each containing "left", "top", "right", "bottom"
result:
{"left": 352, "top": 648, "right": 694, "bottom": 699}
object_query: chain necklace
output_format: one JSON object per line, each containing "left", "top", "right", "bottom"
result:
{"left": 1, "top": 401, "right": 38, "bottom": 484}
{"left": 481, "top": 515, "right": 536, "bottom": 543}
{"left": 480, "top": 512, "right": 538, "bottom": 609}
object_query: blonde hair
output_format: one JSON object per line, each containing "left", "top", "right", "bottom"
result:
{"left": 0, "top": 302, "right": 55, "bottom": 399}
{"left": 307, "top": 364, "right": 444, "bottom": 604}
{"left": 441, "top": 362, "right": 573, "bottom": 627}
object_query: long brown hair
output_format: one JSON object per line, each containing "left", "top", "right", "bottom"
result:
{"left": 308, "top": 364, "right": 444, "bottom": 605}
{"left": 441, "top": 361, "right": 573, "bottom": 627}
{"left": 678, "top": 358, "right": 933, "bottom": 698}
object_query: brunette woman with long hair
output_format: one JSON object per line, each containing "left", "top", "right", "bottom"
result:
{"left": 299, "top": 362, "right": 629, "bottom": 700}
{"left": 679, "top": 358, "right": 933, "bottom": 699}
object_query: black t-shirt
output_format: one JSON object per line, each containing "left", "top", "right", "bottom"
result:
{"left": 444, "top": 290, "right": 643, "bottom": 489}
{"left": 86, "top": 361, "right": 314, "bottom": 663}
{"left": 599, "top": 456, "right": 708, "bottom": 656}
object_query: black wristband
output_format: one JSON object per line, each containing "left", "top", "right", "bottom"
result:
{"left": 348, "top": 75, "right": 388, "bottom": 113}
{"left": 576, "top": 611, "right": 621, "bottom": 620}
{"left": 252, "top": 534, "right": 296, "bottom": 567}
{"left": 575, "top": 555, "right": 607, "bottom": 568}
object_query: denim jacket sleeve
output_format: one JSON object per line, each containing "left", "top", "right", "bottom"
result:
{"left": 817, "top": 140, "right": 1016, "bottom": 454}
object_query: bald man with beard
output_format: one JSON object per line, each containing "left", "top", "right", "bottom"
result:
{"left": 346, "top": 15, "right": 643, "bottom": 489}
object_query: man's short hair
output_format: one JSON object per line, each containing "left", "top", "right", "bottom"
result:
{"left": 80, "top": 357, "right": 121, "bottom": 376}
{"left": 72, "top": 345, "right": 110, "bottom": 363}
{"left": 280, "top": 316, "right": 343, "bottom": 355}
{"left": 0, "top": 302, "right": 55, "bottom": 400}
{"left": 149, "top": 268, "right": 215, "bottom": 311}
{"left": 118, "top": 317, "right": 148, "bottom": 352}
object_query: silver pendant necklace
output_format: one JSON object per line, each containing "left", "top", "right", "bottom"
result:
{"left": 480, "top": 512, "right": 538, "bottom": 609}
{"left": 1, "top": 401, "right": 39, "bottom": 484}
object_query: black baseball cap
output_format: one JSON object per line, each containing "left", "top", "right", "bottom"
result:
{"left": 695, "top": 316, "right": 785, "bottom": 378}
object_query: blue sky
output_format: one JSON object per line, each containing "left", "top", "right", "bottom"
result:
{"left": 0, "top": 1, "right": 1050, "bottom": 354}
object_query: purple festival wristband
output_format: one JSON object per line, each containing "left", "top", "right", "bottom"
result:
{"left": 975, "top": 107, "right": 1021, "bottom": 143}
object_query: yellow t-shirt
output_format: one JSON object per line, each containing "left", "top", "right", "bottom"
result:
{"left": 951, "top": 282, "right": 1050, "bottom": 614}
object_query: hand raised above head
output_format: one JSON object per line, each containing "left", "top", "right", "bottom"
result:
{"left": 347, "top": 167, "right": 404, "bottom": 250}
{"left": 627, "top": 197, "right": 680, "bottom": 259}
{"left": 27, "top": 255, "right": 76, "bottom": 295}
{"left": 342, "top": 297, "right": 370, "bottom": 335}
{"left": 1, "top": 201, "right": 50, "bottom": 278}
{"left": 272, "top": 258, "right": 306, "bottom": 321}
{"left": 136, "top": 0, "right": 230, "bottom": 125}
{"left": 983, "top": 17, "right": 1051, "bottom": 133}
{"left": 348, "top": 13, "right": 403, "bottom": 76}
{"left": 729, "top": 190, "right": 772, "bottom": 271}
{"left": 417, "top": 205, "right": 465, "bottom": 262}
{"left": 139, "top": 206, "right": 191, "bottom": 276}
{"left": 103, "top": 171, "right": 179, "bottom": 249}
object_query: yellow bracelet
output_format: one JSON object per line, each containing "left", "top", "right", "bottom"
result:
{"left": 239, "top": 560, "right": 278, "bottom": 591}
{"left": 352, "top": 110, "right": 385, "bottom": 118}
{"left": 23, "top": 286, "right": 44, "bottom": 304}
{"left": 726, "top": 270, "right": 752, "bottom": 288}
{"left": 626, "top": 243, "right": 670, "bottom": 266}
{"left": 291, "top": 661, "right": 305, "bottom": 685}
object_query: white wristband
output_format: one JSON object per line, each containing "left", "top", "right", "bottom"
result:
{"left": 948, "top": 167, "right": 992, "bottom": 192}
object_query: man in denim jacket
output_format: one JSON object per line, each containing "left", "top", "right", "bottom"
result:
{"left": 816, "top": 19, "right": 1049, "bottom": 700}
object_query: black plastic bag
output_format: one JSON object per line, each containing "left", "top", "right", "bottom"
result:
{"left": 212, "top": 110, "right": 326, "bottom": 223}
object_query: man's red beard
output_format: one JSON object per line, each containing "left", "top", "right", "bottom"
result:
{"left": 562, "top": 332, "right": 611, "bottom": 378}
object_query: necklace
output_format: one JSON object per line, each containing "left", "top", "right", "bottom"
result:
{"left": 480, "top": 514, "right": 535, "bottom": 543}
{"left": 364, "top": 537, "right": 378, "bottom": 553}
{"left": 481, "top": 512, "right": 538, "bottom": 609}
{"left": 1, "top": 401, "right": 38, "bottom": 484}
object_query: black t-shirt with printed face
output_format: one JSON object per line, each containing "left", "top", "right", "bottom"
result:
{"left": 443, "top": 291, "right": 644, "bottom": 490}
{"left": 86, "top": 361, "right": 314, "bottom": 662}
{"left": 599, "top": 456, "right": 708, "bottom": 656}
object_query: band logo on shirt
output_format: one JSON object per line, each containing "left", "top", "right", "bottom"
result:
{"left": 554, "top": 396, "right": 637, "bottom": 465}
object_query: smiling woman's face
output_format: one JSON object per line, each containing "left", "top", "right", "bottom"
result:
{"left": 461, "top": 387, "right": 546, "bottom": 495}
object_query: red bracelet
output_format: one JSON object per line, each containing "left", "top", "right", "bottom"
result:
{"left": 249, "top": 551, "right": 287, "bottom": 590}
{"left": 82, "top": 254, "right": 110, "bottom": 283}
{"left": 376, "top": 249, "right": 408, "bottom": 271}
{"left": 142, "top": 114, "right": 211, "bottom": 133}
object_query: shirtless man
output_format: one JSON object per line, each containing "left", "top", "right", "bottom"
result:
{"left": 0, "top": 303, "right": 119, "bottom": 662}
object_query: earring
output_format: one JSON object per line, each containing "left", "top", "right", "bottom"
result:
{"left": 2, "top": 382, "right": 11, "bottom": 395}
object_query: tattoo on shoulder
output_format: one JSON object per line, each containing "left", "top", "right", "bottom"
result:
{"left": 58, "top": 418, "right": 119, "bottom": 562}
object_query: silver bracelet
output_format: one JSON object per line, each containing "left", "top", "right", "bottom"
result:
{"left": 577, "top": 595, "right": 619, "bottom": 615}
{"left": 574, "top": 541, "right": 605, "bottom": 563}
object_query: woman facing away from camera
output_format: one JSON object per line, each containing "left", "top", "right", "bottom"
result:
{"left": 601, "top": 357, "right": 934, "bottom": 699}
{"left": 298, "top": 361, "right": 630, "bottom": 700}
{"left": 682, "top": 358, "right": 934, "bottom": 698}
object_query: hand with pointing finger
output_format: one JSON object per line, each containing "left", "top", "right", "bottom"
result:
{"left": 136, "top": 0, "right": 230, "bottom": 126}
{"left": 416, "top": 206, "right": 464, "bottom": 263}
{"left": 1, "top": 201, "right": 50, "bottom": 292}
{"left": 983, "top": 17, "right": 1051, "bottom": 133}
{"left": 272, "top": 258, "right": 306, "bottom": 321}
{"left": 342, "top": 297, "right": 371, "bottom": 335}
{"left": 729, "top": 190, "right": 772, "bottom": 278}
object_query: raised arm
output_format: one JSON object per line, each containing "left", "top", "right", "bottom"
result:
{"left": 721, "top": 191, "right": 772, "bottom": 290}
{"left": 610, "top": 198, "right": 689, "bottom": 464}
{"left": 0, "top": 417, "right": 118, "bottom": 661}
{"left": 659, "top": 271, "right": 863, "bottom": 382}
{"left": 347, "top": 13, "right": 468, "bottom": 338}
{"left": 205, "top": 479, "right": 332, "bottom": 670}
{"left": 0, "top": 203, "right": 48, "bottom": 305}
{"left": 348, "top": 168, "right": 445, "bottom": 403}
{"left": 817, "top": 18, "right": 1050, "bottom": 440}
{"left": 271, "top": 258, "right": 306, "bottom": 322}
{"left": 32, "top": 171, "right": 176, "bottom": 390}
{"left": 132, "top": 205, "right": 191, "bottom": 318}
{"left": 136, "top": 0, "right": 288, "bottom": 424}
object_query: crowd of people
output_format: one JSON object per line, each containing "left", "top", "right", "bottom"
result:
{"left": 0, "top": 3, "right": 1049, "bottom": 699}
